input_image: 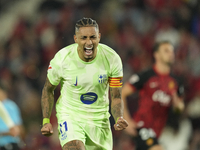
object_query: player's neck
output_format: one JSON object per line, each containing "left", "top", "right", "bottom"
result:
{"left": 154, "top": 63, "right": 171, "bottom": 75}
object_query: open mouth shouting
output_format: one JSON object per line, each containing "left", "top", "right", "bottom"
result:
{"left": 84, "top": 46, "right": 93, "bottom": 56}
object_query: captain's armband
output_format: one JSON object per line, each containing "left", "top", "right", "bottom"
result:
{"left": 109, "top": 77, "right": 123, "bottom": 87}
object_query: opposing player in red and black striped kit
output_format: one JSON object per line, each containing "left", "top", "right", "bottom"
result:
{"left": 122, "top": 41, "right": 184, "bottom": 150}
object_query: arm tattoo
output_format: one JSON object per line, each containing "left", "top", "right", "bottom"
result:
{"left": 110, "top": 87, "right": 124, "bottom": 121}
{"left": 41, "top": 78, "right": 57, "bottom": 119}
{"left": 63, "top": 140, "right": 84, "bottom": 150}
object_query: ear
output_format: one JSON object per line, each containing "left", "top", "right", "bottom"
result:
{"left": 98, "top": 33, "right": 101, "bottom": 41}
{"left": 154, "top": 52, "right": 159, "bottom": 61}
{"left": 74, "top": 35, "right": 77, "bottom": 43}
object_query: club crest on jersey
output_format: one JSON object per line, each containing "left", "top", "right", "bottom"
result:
{"left": 98, "top": 74, "right": 107, "bottom": 84}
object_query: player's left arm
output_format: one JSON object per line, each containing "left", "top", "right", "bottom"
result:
{"left": 110, "top": 86, "right": 128, "bottom": 131}
{"left": 172, "top": 92, "right": 185, "bottom": 113}
{"left": 109, "top": 52, "right": 128, "bottom": 130}
{"left": 172, "top": 82, "right": 185, "bottom": 113}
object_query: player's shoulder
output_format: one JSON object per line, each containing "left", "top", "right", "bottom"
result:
{"left": 169, "top": 72, "right": 179, "bottom": 79}
{"left": 98, "top": 43, "right": 119, "bottom": 56}
{"left": 138, "top": 67, "right": 156, "bottom": 78}
{"left": 169, "top": 73, "right": 183, "bottom": 84}
{"left": 98, "top": 43, "right": 121, "bottom": 64}
{"left": 56, "top": 43, "right": 76, "bottom": 57}
{"left": 53, "top": 43, "right": 77, "bottom": 62}
{"left": 129, "top": 68, "right": 155, "bottom": 85}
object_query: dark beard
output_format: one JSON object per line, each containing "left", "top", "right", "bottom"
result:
{"left": 84, "top": 56, "right": 93, "bottom": 62}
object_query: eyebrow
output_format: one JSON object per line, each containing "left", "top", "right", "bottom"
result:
{"left": 81, "top": 35, "right": 96, "bottom": 38}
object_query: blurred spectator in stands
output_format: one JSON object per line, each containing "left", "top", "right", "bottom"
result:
{"left": 0, "top": 81, "right": 25, "bottom": 150}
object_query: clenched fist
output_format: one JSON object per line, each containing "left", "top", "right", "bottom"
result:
{"left": 41, "top": 123, "right": 53, "bottom": 136}
{"left": 114, "top": 117, "right": 128, "bottom": 131}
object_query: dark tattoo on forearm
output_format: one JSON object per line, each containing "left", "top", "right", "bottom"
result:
{"left": 110, "top": 88, "right": 113, "bottom": 98}
{"left": 41, "top": 78, "right": 56, "bottom": 118}
{"left": 114, "top": 88, "right": 121, "bottom": 99}
{"left": 111, "top": 102, "right": 123, "bottom": 120}
{"left": 63, "top": 140, "right": 85, "bottom": 150}
{"left": 110, "top": 87, "right": 123, "bottom": 121}
{"left": 110, "top": 87, "right": 121, "bottom": 99}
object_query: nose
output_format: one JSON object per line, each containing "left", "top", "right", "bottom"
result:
{"left": 86, "top": 39, "right": 92, "bottom": 45}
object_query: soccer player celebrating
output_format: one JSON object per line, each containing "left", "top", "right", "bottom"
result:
{"left": 41, "top": 18, "right": 128, "bottom": 150}
{"left": 122, "top": 41, "right": 184, "bottom": 150}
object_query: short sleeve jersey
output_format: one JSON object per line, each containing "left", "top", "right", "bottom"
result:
{"left": 128, "top": 67, "right": 184, "bottom": 137}
{"left": 47, "top": 43, "right": 123, "bottom": 128}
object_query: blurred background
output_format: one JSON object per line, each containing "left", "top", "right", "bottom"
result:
{"left": 0, "top": 0, "right": 200, "bottom": 149}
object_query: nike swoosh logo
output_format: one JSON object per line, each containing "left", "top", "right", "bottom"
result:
{"left": 74, "top": 76, "right": 78, "bottom": 86}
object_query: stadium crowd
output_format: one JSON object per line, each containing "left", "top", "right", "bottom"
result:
{"left": 0, "top": 0, "right": 200, "bottom": 149}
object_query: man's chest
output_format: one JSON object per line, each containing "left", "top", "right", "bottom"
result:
{"left": 143, "top": 76, "right": 178, "bottom": 106}
{"left": 62, "top": 63, "right": 109, "bottom": 88}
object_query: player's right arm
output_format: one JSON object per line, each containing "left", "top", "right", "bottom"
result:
{"left": 41, "top": 51, "right": 62, "bottom": 136}
{"left": 122, "top": 83, "right": 135, "bottom": 122}
{"left": 122, "top": 72, "right": 148, "bottom": 136}
{"left": 122, "top": 82, "right": 138, "bottom": 136}
{"left": 41, "top": 77, "right": 57, "bottom": 136}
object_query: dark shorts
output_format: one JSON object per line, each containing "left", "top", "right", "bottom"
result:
{"left": 0, "top": 143, "right": 20, "bottom": 150}
{"left": 134, "top": 128, "right": 159, "bottom": 150}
